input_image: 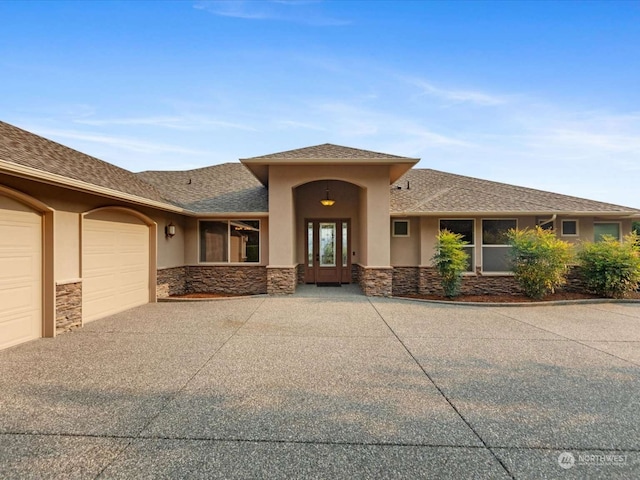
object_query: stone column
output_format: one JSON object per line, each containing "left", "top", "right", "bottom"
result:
{"left": 55, "top": 281, "right": 82, "bottom": 333}
{"left": 267, "top": 266, "right": 297, "bottom": 294}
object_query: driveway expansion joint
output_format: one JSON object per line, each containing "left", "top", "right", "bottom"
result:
{"left": 493, "top": 308, "right": 640, "bottom": 367}
{"left": 367, "top": 299, "right": 517, "bottom": 479}
{"left": 94, "top": 297, "right": 268, "bottom": 478}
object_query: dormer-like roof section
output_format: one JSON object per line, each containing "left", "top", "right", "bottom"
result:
{"left": 240, "top": 143, "right": 419, "bottom": 185}
{"left": 0, "top": 121, "right": 179, "bottom": 210}
{"left": 137, "top": 163, "right": 267, "bottom": 214}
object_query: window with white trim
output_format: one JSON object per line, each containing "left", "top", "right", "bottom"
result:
{"left": 199, "top": 220, "right": 260, "bottom": 263}
{"left": 561, "top": 220, "right": 578, "bottom": 236}
{"left": 440, "top": 219, "right": 474, "bottom": 272}
{"left": 594, "top": 222, "right": 620, "bottom": 242}
{"left": 392, "top": 219, "right": 410, "bottom": 237}
{"left": 482, "top": 219, "right": 516, "bottom": 273}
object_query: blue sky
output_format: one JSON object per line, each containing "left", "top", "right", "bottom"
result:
{"left": 1, "top": 0, "right": 639, "bottom": 207}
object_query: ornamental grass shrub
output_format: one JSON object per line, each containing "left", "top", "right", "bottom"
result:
{"left": 577, "top": 233, "right": 640, "bottom": 298}
{"left": 432, "top": 230, "right": 469, "bottom": 298}
{"left": 507, "top": 227, "right": 573, "bottom": 299}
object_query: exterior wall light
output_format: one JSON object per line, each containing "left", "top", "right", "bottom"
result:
{"left": 320, "top": 181, "right": 335, "bottom": 207}
{"left": 165, "top": 222, "right": 176, "bottom": 238}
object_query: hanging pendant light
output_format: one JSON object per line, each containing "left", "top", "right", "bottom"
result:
{"left": 320, "top": 181, "right": 335, "bottom": 206}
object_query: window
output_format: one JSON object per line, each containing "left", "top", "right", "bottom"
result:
{"left": 537, "top": 218, "right": 555, "bottom": 231}
{"left": 561, "top": 220, "right": 578, "bottom": 236}
{"left": 482, "top": 219, "right": 516, "bottom": 273}
{"left": 199, "top": 220, "right": 260, "bottom": 263}
{"left": 440, "top": 219, "right": 474, "bottom": 272}
{"left": 342, "top": 222, "right": 348, "bottom": 267}
{"left": 392, "top": 219, "right": 410, "bottom": 237}
{"left": 594, "top": 222, "right": 620, "bottom": 242}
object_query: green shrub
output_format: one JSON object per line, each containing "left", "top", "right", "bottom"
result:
{"left": 577, "top": 233, "right": 640, "bottom": 298}
{"left": 432, "top": 230, "right": 469, "bottom": 298}
{"left": 507, "top": 227, "right": 574, "bottom": 299}
{"left": 633, "top": 221, "right": 640, "bottom": 235}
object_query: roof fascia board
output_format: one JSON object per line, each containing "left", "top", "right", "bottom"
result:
{"left": 391, "top": 211, "right": 640, "bottom": 217}
{"left": 0, "top": 159, "right": 185, "bottom": 214}
{"left": 241, "top": 157, "right": 419, "bottom": 186}
{"left": 240, "top": 157, "right": 420, "bottom": 165}
{"left": 192, "top": 212, "right": 269, "bottom": 218}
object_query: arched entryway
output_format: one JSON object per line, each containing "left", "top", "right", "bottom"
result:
{"left": 294, "top": 179, "right": 361, "bottom": 285}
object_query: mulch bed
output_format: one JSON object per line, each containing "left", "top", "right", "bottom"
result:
{"left": 169, "top": 291, "right": 640, "bottom": 302}
{"left": 398, "top": 291, "right": 640, "bottom": 303}
{"left": 169, "top": 292, "right": 251, "bottom": 299}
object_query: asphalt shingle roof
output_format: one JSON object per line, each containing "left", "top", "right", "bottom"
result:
{"left": 241, "top": 143, "right": 417, "bottom": 161}
{"left": 0, "top": 121, "right": 167, "bottom": 203}
{"left": 391, "top": 169, "right": 637, "bottom": 214}
{"left": 1, "top": 121, "right": 636, "bottom": 216}
{"left": 137, "top": 163, "right": 268, "bottom": 213}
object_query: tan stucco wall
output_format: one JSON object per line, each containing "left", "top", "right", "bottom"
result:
{"left": 269, "top": 164, "right": 391, "bottom": 267}
{"left": 55, "top": 210, "right": 80, "bottom": 280}
{"left": 390, "top": 217, "right": 420, "bottom": 266}
{"left": 555, "top": 216, "right": 632, "bottom": 244}
{"left": 0, "top": 175, "right": 185, "bottom": 282}
{"left": 184, "top": 217, "right": 198, "bottom": 264}
{"left": 151, "top": 211, "right": 186, "bottom": 269}
{"left": 2, "top": 173, "right": 635, "bottom": 283}
{"left": 359, "top": 187, "right": 368, "bottom": 265}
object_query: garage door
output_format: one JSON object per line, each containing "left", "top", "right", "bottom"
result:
{"left": 82, "top": 210, "right": 149, "bottom": 323}
{"left": 0, "top": 195, "right": 41, "bottom": 350}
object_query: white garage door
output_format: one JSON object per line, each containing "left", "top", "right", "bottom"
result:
{"left": 0, "top": 195, "right": 41, "bottom": 350}
{"left": 83, "top": 210, "right": 149, "bottom": 323}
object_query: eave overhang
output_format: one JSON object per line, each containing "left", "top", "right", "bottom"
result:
{"left": 390, "top": 210, "right": 640, "bottom": 218}
{"left": 0, "top": 159, "right": 185, "bottom": 214}
{"left": 240, "top": 156, "right": 420, "bottom": 186}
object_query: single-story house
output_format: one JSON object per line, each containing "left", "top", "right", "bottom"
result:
{"left": 1, "top": 120, "right": 638, "bottom": 349}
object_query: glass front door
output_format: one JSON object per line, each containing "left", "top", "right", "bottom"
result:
{"left": 319, "top": 223, "right": 336, "bottom": 267}
{"left": 305, "top": 219, "right": 350, "bottom": 284}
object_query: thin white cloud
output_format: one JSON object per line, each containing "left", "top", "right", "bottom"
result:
{"left": 511, "top": 109, "right": 640, "bottom": 158}
{"left": 74, "top": 115, "right": 257, "bottom": 132}
{"left": 406, "top": 78, "right": 507, "bottom": 106}
{"left": 194, "top": 0, "right": 270, "bottom": 20}
{"left": 273, "top": 119, "right": 327, "bottom": 131}
{"left": 533, "top": 130, "right": 640, "bottom": 153}
{"left": 28, "top": 127, "right": 209, "bottom": 156}
{"left": 314, "top": 101, "right": 473, "bottom": 151}
{"left": 193, "top": 0, "right": 350, "bottom": 26}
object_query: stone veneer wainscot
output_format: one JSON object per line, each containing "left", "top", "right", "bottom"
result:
{"left": 356, "top": 265, "right": 393, "bottom": 297}
{"left": 267, "top": 266, "right": 297, "bottom": 294}
{"left": 56, "top": 280, "right": 82, "bottom": 333}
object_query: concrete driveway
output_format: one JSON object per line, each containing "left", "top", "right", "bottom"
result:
{"left": 1, "top": 285, "right": 639, "bottom": 479}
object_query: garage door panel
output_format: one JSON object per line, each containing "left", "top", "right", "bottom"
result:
{"left": 0, "top": 255, "right": 38, "bottom": 283}
{"left": 0, "top": 224, "right": 40, "bottom": 247}
{"left": 0, "top": 314, "right": 37, "bottom": 348}
{"left": 0, "top": 282, "right": 37, "bottom": 308}
{"left": 82, "top": 214, "right": 149, "bottom": 323}
{"left": 0, "top": 200, "right": 41, "bottom": 350}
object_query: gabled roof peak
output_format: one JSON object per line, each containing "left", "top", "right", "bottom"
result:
{"left": 240, "top": 143, "right": 419, "bottom": 185}
{"left": 241, "top": 143, "right": 418, "bottom": 161}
